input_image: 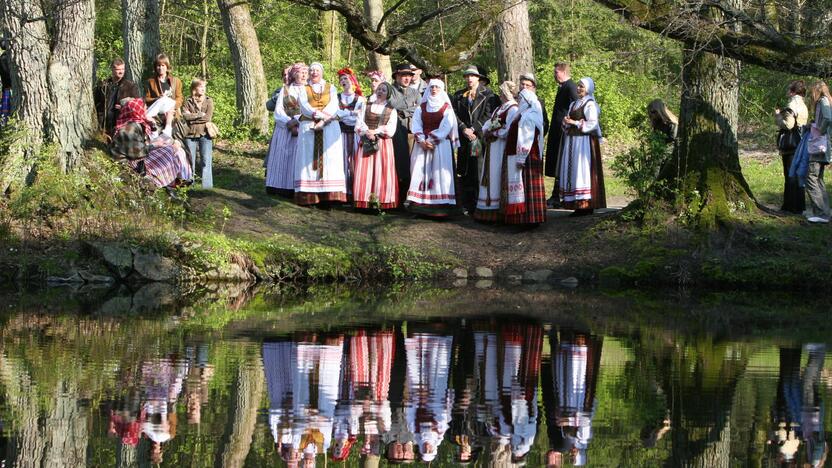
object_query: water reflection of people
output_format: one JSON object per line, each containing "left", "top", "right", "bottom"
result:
{"left": 498, "top": 323, "right": 543, "bottom": 463}
{"left": 140, "top": 355, "right": 189, "bottom": 464}
{"left": 543, "top": 329, "right": 603, "bottom": 467}
{"left": 264, "top": 334, "right": 345, "bottom": 467}
{"left": 769, "top": 343, "right": 828, "bottom": 468}
{"left": 405, "top": 323, "right": 455, "bottom": 462}
{"left": 450, "top": 321, "right": 489, "bottom": 465}
{"left": 384, "top": 325, "right": 417, "bottom": 464}
{"left": 184, "top": 344, "right": 214, "bottom": 425}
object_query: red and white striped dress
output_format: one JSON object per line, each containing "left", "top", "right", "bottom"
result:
{"left": 353, "top": 101, "right": 399, "bottom": 209}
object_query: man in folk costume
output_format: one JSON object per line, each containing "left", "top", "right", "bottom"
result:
{"left": 407, "top": 79, "right": 462, "bottom": 217}
{"left": 559, "top": 77, "right": 607, "bottom": 216}
{"left": 544, "top": 63, "right": 579, "bottom": 208}
{"left": 295, "top": 62, "right": 347, "bottom": 206}
{"left": 388, "top": 64, "right": 421, "bottom": 203}
{"left": 265, "top": 62, "right": 307, "bottom": 197}
{"left": 473, "top": 81, "right": 519, "bottom": 222}
{"left": 504, "top": 88, "right": 547, "bottom": 226}
{"left": 335, "top": 67, "right": 366, "bottom": 201}
{"left": 452, "top": 65, "right": 501, "bottom": 214}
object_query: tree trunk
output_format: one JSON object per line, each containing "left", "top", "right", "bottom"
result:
{"left": 362, "top": 0, "right": 391, "bottom": 77}
{"left": 217, "top": 0, "right": 269, "bottom": 134}
{"left": 321, "top": 11, "right": 341, "bottom": 70}
{"left": 200, "top": 0, "right": 211, "bottom": 78}
{"left": 122, "top": 0, "right": 161, "bottom": 95}
{"left": 49, "top": 0, "right": 96, "bottom": 171}
{"left": 217, "top": 359, "right": 265, "bottom": 468}
{"left": 660, "top": 46, "right": 753, "bottom": 229}
{"left": 0, "top": 0, "right": 96, "bottom": 182}
{"left": 494, "top": 0, "right": 534, "bottom": 83}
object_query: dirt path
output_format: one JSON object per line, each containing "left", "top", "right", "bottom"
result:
{"left": 187, "top": 143, "right": 633, "bottom": 275}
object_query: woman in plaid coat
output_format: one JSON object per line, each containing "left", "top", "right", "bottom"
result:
{"left": 504, "top": 88, "right": 547, "bottom": 226}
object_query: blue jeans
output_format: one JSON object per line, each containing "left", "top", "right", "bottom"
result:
{"left": 186, "top": 136, "right": 213, "bottom": 188}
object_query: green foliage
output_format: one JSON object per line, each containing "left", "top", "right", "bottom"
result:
{"left": 610, "top": 118, "right": 672, "bottom": 201}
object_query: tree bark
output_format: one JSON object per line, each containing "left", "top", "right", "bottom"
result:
{"left": 49, "top": 0, "right": 96, "bottom": 170}
{"left": 362, "top": 0, "right": 391, "bottom": 77}
{"left": 0, "top": 0, "right": 96, "bottom": 179}
{"left": 494, "top": 0, "right": 534, "bottom": 83}
{"left": 122, "top": 0, "right": 161, "bottom": 95}
{"left": 217, "top": 0, "right": 269, "bottom": 134}
{"left": 200, "top": 0, "right": 211, "bottom": 78}
{"left": 321, "top": 11, "right": 341, "bottom": 70}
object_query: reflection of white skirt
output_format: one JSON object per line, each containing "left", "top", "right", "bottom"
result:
{"left": 407, "top": 141, "right": 456, "bottom": 205}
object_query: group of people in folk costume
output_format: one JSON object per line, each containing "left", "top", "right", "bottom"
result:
{"left": 261, "top": 322, "right": 606, "bottom": 467}
{"left": 264, "top": 61, "right": 608, "bottom": 226}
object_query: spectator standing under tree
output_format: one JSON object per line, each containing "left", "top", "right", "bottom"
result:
{"left": 388, "top": 64, "right": 421, "bottom": 204}
{"left": 144, "top": 53, "right": 183, "bottom": 138}
{"left": 647, "top": 99, "right": 678, "bottom": 143}
{"left": 774, "top": 81, "right": 808, "bottom": 214}
{"left": 181, "top": 78, "right": 214, "bottom": 189}
{"left": 95, "top": 58, "right": 140, "bottom": 139}
{"left": 544, "top": 63, "right": 579, "bottom": 208}
{"left": 452, "top": 65, "right": 500, "bottom": 215}
{"left": 805, "top": 81, "right": 831, "bottom": 223}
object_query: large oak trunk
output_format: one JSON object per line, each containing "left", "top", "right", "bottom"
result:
{"left": 362, "top": 0, "right": 391, "bottom": 77}
{"left": 0, "top": 0, "right": 96, "bottom": 185}
{"left": 217, "top": 0, "right": 269, "bottom": 134}
{"left": 494, "top": 0, "right": 533, "bottom": 82}
{"left": 661, "top": 46, "right": 753, "bottom": 228}
{"left": 122, "top": 0, "right": 161, "bottom": 94}
{"left": 49, "top": 0, "right": 96, "bottom": 170}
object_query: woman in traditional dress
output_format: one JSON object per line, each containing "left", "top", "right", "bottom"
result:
{"left": 335, "top": 68, "right": 366, "bottom": 201}
{"left": 559, "top": 77, "right": 607, "bottom": 216}
{"left": 353, "top": 82, "right": 399, "bottom": 210}
{"left": 295, "top": 62, "right": 347, "bottom": 206}
{"left": 265, "top": 63, "right": 307, "bottom": 197}
{"left": 502, "top": 88, "right": 546, "bottom": 226}
{"left": 111, "top": 98, "right": 192, "bottom": 188}
{"left": 367, "top": 71, "right": 386, "bottom": 101}
{"left": 404, "top": 324, "right": 454, "bottom": 463}
{"left": 406, "top": 79, "right": 460, "bottom": 217}
{"left": 473, "top": 81, "right": 519, "bottom": 222}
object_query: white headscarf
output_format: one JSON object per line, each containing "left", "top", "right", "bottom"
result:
{"left": 573, "top": 77, "right": 596, "bottom": 109}
{"left": 310, "top": 62, "right": 324, "bottom": 75}
{"left": 517, "top": 88, "right": 544, "bottom": 132}
{"left": 420, "top": 79, "right": 459, "bottom": 148}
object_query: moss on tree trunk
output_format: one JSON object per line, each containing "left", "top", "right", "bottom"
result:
{"left": 660, "top": 46, "right": 755, "bottom": 230}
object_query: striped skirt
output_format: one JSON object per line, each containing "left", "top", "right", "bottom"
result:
{"left": 353, "top": 137, "right": 398, "bottom": 209}
{"left": 265, "top": 123, "right": 297, "bottom": 191}
{"left": 504, "top": 139, "right": 546, "bottom": 225}
{"left": 130, "top": 145, "right": 193, "bottom": 188}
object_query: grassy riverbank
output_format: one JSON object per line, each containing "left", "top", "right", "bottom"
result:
{"left": 0, "top": 131, "right": 829, "bottom": 289}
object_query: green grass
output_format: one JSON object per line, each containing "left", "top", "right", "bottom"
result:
{"left": 740, "top": 155, "right": 782, "bottom": 207}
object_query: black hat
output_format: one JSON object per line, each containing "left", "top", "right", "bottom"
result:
{"left": 392, "top": 63, "right": 415, "bottom": 78}
{"left": 462, "top": 65, "right": 490, "bottom": 85}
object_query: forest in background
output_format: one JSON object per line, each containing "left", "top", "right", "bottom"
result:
{"left": 91, "top": 0, "right": 801, "bottom": 145}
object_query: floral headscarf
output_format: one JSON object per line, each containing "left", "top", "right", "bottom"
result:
{"left": 283, "top": 62, "right": 309, "bottom": 86}
{"left": 337, "top": 67, "right": 363, "bottom": 96}
{"left": 115, "top": 98, "right": 153, "bottom": 136}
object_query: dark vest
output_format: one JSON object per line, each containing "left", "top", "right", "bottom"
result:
{"left": 420, "top": 102, "right": 449, "bottom": 136}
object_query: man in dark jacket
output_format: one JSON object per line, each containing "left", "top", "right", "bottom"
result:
{"left": 543, "top": 62, "right": 579, "bottom": 207}
{"left": 388, "top": 63, "right": 421, "bottom": 203}
{"left": 94, "top": 58, "right": 140, "bottom": 139}
{"left": 452, "top": 65, "right": 500, "bottom": 214}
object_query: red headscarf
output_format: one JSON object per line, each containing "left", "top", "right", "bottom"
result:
{"left": 337, "top": 67, "right": 363, "bottom": 96}
{"left": 115, "top": 98, "right": 153, "bottom": 136}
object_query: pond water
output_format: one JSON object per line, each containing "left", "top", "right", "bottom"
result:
{"left": 0, "top": 284, "right": 830, "bottom": 467}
